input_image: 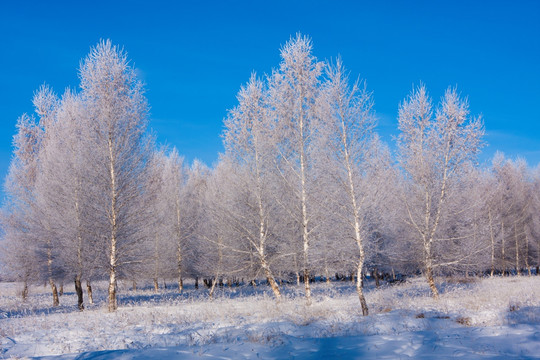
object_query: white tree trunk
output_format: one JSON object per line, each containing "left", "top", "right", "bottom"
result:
{"left": 107, "top": 136, "right": 118, "bottom": 312}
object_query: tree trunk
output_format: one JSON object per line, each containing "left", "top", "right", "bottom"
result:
{"left": 209, "top": 278, "right": 217, "bottom": 299}
{"left": 176, "top": 195, "right": 183, "bottom": 293}
{"left": 356, "top": 263, "right": 368, "bottom": 316}
{"left": 195, "top": 277, "right": 199, "bottom": 289}
{"left": 107, "top": 135, "right": 118, "bottom": 312}
{"left": 22, "top": 276, "right": 29, "bottom": 301}
{"left": 324, "top": 262, "right": 330, "bottom": 284}
{"left": 260, "top": 257, "right": 281, "bottom": 299}
{"left": 47, "top": 238, "right": 58, "bottom": 307}
{"left": 515, "top": 223, "right": 520, "bottom": 275}
{"left": 59, "top": 283, "right": 64, "bottom": 296}
{"left": 132, "top": 280, "right": 137, "bottom": 291}
{"left": 299, "top": 120, "right": 311, "bottom": 306}
{"left": 255, "top": 185, "right": 281, "bottom": 300}
{"left": 265, "top": 271, "right": 281, "bottom": 299}
{"left": 501, "top": 221, "right": 507, "bottom": 276}
{"left": 374, "top": 267, "right": 380, "bottom": 288}
{"left": 525, "top": 233, "right": 531, "bottom": 276}
{"left": 175, "top": 267, "right": 182, "bottom": 290}
{"left": 153, "top": 278, "right": 159, "bottom": 293}
{"left": 303, "top": 267, "right": 311, "bottom": 305}
{"left": 108, "top": 270, "right": 117, "bottom": 312}
{"left": 75, "top": 276, "right": 84, "bottom": 311}
{"left": 488, "top": 208, "right": 495, "bottom": 277}
{"left": 86, "top": 280, "right": 94, "bottom": 304}
{"left": 50, "top": 279, "right": 59, "bottom": 307}
{"left": 426, "top": 265, "right": 439, "bottom": 299}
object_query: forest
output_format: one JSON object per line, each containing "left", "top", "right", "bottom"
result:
{"left": 2, "top": 35, "right": 539, "bottom": 320}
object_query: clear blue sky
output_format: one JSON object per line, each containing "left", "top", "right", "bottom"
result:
{"left": 1, "top": 1, "right": 539, "bottom": 201}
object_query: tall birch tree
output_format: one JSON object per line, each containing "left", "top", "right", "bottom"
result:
{"left": 1, "top": 113, "right": 45, "bottom": 300}
{"left": 223, "top": 74, "right": 282, "bottom": 299}
{"left": 397, "top": 85, "right": 483, "bottom": 298}
{"left": 79, "top": 40, "right": 152, "bottom": 311}
{"left": 268, "top": 34, "right": 323, "bottom": 305}
{"left": 317, "top": 59, "right": 376, "bottom": 314}
{"left": 34, "top": 89, "right": 97, "bottom": 310}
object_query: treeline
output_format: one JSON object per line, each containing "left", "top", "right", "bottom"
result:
{"left": 1, "top": 36, "right": 539, "bottom": 316}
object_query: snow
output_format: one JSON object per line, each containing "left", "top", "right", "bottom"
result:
{"left": 2, "top": 276, "right": 540, "bottom": 359}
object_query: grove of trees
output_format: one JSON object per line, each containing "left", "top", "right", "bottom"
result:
{"left": 2, "top": 36, "right": 540, "bottom": 316}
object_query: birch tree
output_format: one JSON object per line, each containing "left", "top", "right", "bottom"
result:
{"left": 150, "top": 148, "right": 191, "bottom": 292}
{"left": 1, "top": 113, "right": 45, "bottom": 300}
{"left": 397, "top": 85, "right": 484, "bottom": 298}
{"left": 143, "top": 151, "right": 169, "bottom": 291}
{"left": 1, "top": 85, "right": 67, "bottom": 305}
{"left": 79, "top": 40, "right": 152, "bottom": 311}
{"left": 183, "top": 160, "right": 212, "bottom": 285}
{"left": 268, "top": 34, "right": 323, "bottom": 304}
{"left": 34, "top": 89, "right": 97, "bottom": 310}
{"left": 223, "top": 74, "right": 282, "bottom": 299}
{"left": 30, "top": 85, "right": 63, "bottom": 306}
{"left": 530, "top": 166, "right": 540, "bottom": 275}
{"left": 317, "top": 59, "right": 376, "bottom": 314}
{"left": 163, "top": 150, "right": 186, "bottom": 290}
{"left": 492, "top": 155, "right": 532, "bottom": 275}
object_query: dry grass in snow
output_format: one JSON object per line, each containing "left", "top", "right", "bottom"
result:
{"left": 1, "top": 276, "right": 540, "bottom": 358}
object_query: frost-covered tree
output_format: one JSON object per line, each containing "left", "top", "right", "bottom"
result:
{"left": 530, "top": 166, "right": 540, "bottom": 275}
{"left": 316, "top": 59, "right": 377, "bottom": 314}
{"left": 475, "top": 165, "right": 504, "bottom": 276}
{"left": 267, "top": 34, "right": 323, "bottom": 304}
{"left": 34, "top": 89, "right": 100, "bottom": 310}
{"left": 140, "top": 151, "right": 169, "bottom": 292}
{"left": 183, "top": 160, "right": 212, "bottom": 284}
{"left": 79, "top": 40, "right": 153, "bottom": 311}
{"left": 397, "top": 85, "right": 484, "bottom": 297}
{"left": 1, "top": 84, "right": 67, "bottom": 306}
{"left": 191, "top": 160, "right": 243, "bottom": 297}
{"left": 145, "top": 148, "right": 192, "bottom": 292}
{"left": 30, "top": 85, "right": 63, "bottom": 306}
{"left": 223, "top": 74, "right": 282, "bottom": 299}
{"left": 162, "top": 149, "right": 190, "bottom": 291}
{"left": 1, "top": 112, "right": 45, "bottom": 300}
{"left": 491, "top": 155, "right": 533, "bottom": 275}
{"left": 436, "top": 163, "right": 490, "bottom": 276}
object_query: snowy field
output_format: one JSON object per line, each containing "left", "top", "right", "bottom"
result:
{"left": 2, "top": 276, "right": 540, "bottom": 359}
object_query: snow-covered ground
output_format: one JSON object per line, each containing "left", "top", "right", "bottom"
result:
{"left": 1, "top": 276, "right": 540, "bottom": 359}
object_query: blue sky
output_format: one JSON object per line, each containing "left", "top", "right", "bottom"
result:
{"left": 1, "top": 1, "right": 539, "bottom": 200}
